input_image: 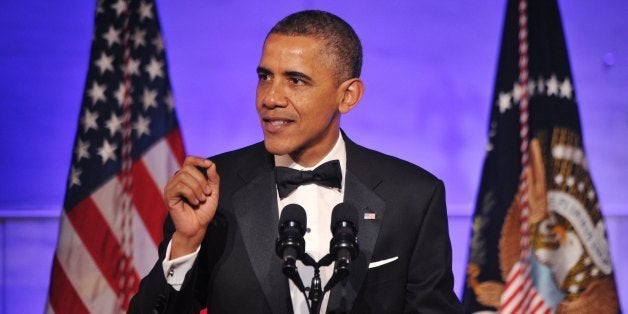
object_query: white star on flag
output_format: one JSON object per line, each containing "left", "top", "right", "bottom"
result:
{"left": 486, "top": 142, "right": 494, "bottom": 152}
{"left": 546, "top": 74, "right": 559, "bottom": 96}
{"left": 145, "top": 57, "right": 164, "bottom": 81}
{"left": 69, "top": 166, "right": 82, "bottom": 187}
{"left": 87, "top": 81, "right": 107, "bottom": 105}
{"left": 127, "top": 57, "right": 141, "bottom": 76}
{"left": 75, "top": 139, "right": 91, "bottom": 161}
{"left": 560, "top": 77, "right": 573, "bottom": 99}
{"left": 142, "top": 88, "right": 158, "bottom": 110}
{"left": 98, "top": 139, "right": 118, "bottom": 164}
{"left": 113, "top": 83, "right": 126, "bottom": 106}
{"left": 164, "top": 92, "right": 174, "bottom": 111}
{"left": 95, "top": 52, "right": 115, "bottom": 75}
{"left": 498, "top": 92, "right": 512, "bottom": 113}
{"left": 152, "top": 33, "right": 164, "bottom": 52}
{"left": 134, "top": 115, "right": 151, "bottom": 138}
{"left": 102, "top": 26, "right": 121, "bottom": 48}
{"left": 105, "top": 112, "right": 123, "bottom": 137}
{"left": 512, "top": 82, "right": 523, "bottom": 103}
{"left": 96, "top": 0, "right": 105, "bottom": 14}
{"left": 132, "top": 29, "right": 146, "bottom": 48}
{"left": 81, "top": 109, "right": 99, "bottom": 133}
{"left": 527, "top": 80, "right": 536, "bottom": 96}
{"left": 537, "top": 77, "right": 545, "bottom": 94}
{"left": 111, "top": 0, "right": 127, "bottom": 17}
{"left": 139, "top": 2, "right": 154, "bottom": 21}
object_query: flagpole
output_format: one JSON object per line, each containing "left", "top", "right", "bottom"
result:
{"left": 499, "top": 0, "right": 552, "bottom": 312}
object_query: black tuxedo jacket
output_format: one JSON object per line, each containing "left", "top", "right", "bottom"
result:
{"left": 129, "top": 134, "right": 462, "bottom": 313}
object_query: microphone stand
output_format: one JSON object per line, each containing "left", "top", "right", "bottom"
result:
{"left": 290, "top": 253, "right": 344, "bottom": 314}
{"left": 308, "top": 267, "right": 323, "bottom": 314}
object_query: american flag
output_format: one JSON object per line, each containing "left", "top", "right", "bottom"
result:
{"left": 46, "top": 0, "right": 185, "bottom": 312}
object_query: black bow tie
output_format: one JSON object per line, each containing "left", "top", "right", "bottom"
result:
{"left": 275, "top": 159, "right": 342, "bottom": 199}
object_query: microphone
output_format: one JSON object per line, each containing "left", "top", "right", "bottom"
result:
{"left": 324, "top": 203, "right": 359, "bottom": 291}
{"left": 275, "top": 204, "right": 308, "bottom": 292}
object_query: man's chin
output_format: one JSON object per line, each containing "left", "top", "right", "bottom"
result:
{"left": 263, "top": 140, "right": 293, "bottom": 156}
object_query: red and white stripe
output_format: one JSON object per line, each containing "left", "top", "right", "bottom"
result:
{"left": 499, "top": 0, "right": 552, "bottom": 313}
{"left": 46, "top": 132, "right": 184, "bottom": 313}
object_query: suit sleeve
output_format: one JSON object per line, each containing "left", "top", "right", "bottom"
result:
{"left": 404, "top": 179, "right": 463, "bottom": 313}
{"left": 128, "top": 214, "right": 219, "bottom": 314}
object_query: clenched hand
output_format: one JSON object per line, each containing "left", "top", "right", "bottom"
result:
{"left": 164, "top": 156, "right": 220, "bottom": 259}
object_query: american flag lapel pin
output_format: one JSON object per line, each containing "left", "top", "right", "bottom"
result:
{"left": 363, "top": 208, "right": 376, "bottom": 220}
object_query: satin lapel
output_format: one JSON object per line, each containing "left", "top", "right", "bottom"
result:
{"left": 327, "top": 137, "right": 386, "bottom": 312}
{"left": 232, "top": 154, "right": 290, "bottom": 313}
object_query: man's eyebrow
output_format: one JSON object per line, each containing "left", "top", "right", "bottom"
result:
{"left": 284, "top": 71, "right": 313, "bottom": 82}
{"left": 256, "top": 66, "right": 271, "bottom": 74}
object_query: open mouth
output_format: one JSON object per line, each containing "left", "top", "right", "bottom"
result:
{"left": 262, "top": 118, "right": 295, "bottom": 132}
{"left": 266, "top": 119, "right": 292, "bottom": 126}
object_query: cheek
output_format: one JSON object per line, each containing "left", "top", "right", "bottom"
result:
{"left": 297, "top": 106, "right": 337, "bottom": 136}
{"left": 306, "top": 97, "right": 339, "bottom": 121}
{"left": 255, "top": 86, "right": 265, "bottom": 109}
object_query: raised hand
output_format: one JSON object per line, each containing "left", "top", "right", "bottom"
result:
{"left": 164, "top": 156, "right": 220, "bottom": 259}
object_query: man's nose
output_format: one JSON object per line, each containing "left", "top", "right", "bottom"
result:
{"left": 262, "top": 82, "right": 288, "bottom": 108}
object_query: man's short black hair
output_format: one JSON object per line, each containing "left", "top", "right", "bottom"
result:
{"left": 268, "top": 10, "right": 362, "bottom": 82}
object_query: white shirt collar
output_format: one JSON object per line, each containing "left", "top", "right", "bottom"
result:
{"left": 274, "top": 134, "right": 346, "bottom": 171}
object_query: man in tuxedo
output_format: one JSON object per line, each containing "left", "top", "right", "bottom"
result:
{"left": 130, "top": 10, "right": 462, "bottom": 313}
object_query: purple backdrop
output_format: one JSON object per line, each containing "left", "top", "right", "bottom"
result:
{"left": 0, "top": 1, "right": 626, "bottom": 312}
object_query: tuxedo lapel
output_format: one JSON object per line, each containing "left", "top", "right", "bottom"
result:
{"left": 327, "top": 136, "right": 386, "bottom": 312}
{"left": 231, "top": 151, "right": 290, "bottom": 313}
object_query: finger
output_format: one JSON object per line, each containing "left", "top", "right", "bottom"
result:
{"left": 178, "top": 163, "right": 211, "bottom": 194}
{"left": 182, "top": 156, "right": 213, "bottom": 182}
{"left": 164, "top": 178, "right": 203, "bottom": 207}
{"left": 205, "top": 161, "right": 220, "bottom": 194}
{"left": 175, "top": 171, "right": 209, "bottom": 204}
{"left": 182, "top": 155, "right": 213, "bottom": 168}
{"left": 165, "top": 171, "right": 206, "bottom": 206}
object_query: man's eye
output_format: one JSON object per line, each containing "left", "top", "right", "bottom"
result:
{"left": 289, "top": 78, "right": 304, "bottom": 85}
{"left": 258, "top": 73, "right": 270, "bottom": 81}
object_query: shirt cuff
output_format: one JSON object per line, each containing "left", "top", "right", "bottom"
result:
{"left": 162, "top": 240, "right": 200, "bottom": 291}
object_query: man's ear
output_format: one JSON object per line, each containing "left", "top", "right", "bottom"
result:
{"left": 338, "top": 78, "right": 365, "bottom": 114}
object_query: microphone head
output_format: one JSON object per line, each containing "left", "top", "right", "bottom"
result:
{"left": 331, "top": 203, "right": 359, "bottom": 232}
{"left": 276, "top": 204, "right": 307, "bottom": 261}
{"left": 279, "top": 203, "right": 307, "bottom": 230}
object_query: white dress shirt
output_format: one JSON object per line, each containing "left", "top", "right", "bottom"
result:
{"left": 275, "top": 135, "right": 346, "bottom": 313}
{"left": 162, "top": 134, "right": 346, "bottom": 314}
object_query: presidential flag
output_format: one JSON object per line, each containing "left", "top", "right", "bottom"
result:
{"left": 462, "top": 0, "right": 620, "bottom": 312}
{"left": 46, "top": 0, "right": 185, "bottom": 312}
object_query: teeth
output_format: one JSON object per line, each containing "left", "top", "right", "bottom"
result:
{"left": 270, "top": 120, "right": 289, "bottom": 126}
